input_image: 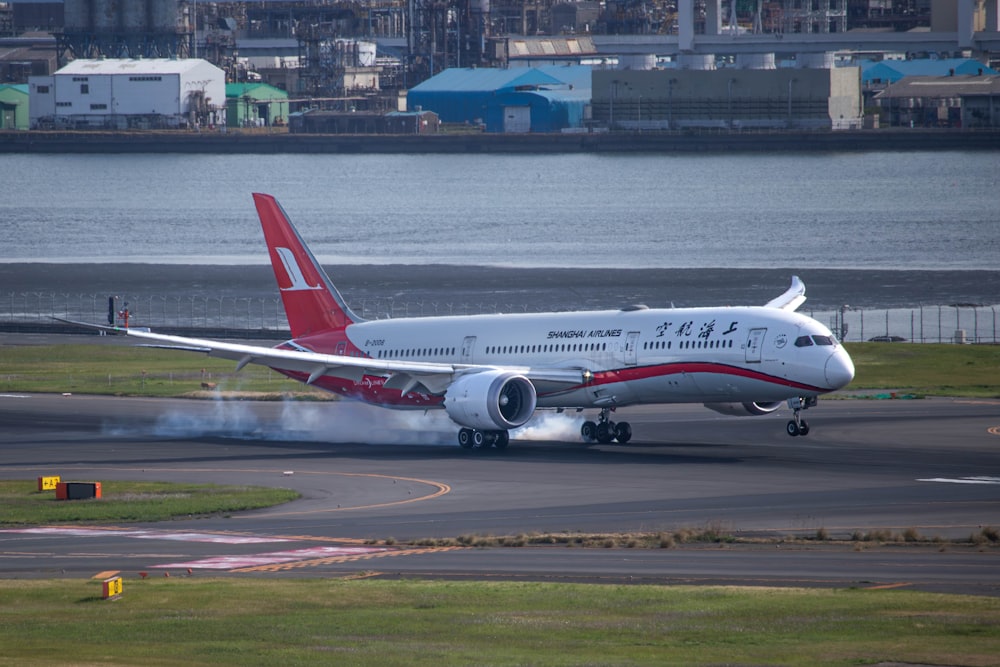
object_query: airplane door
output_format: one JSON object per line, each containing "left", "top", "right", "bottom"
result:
{"left": 624, "top": 331, "right": 640, "bottom": 366}
{"left": 460, "top": 336, "right": 476, "bottom": 364}
{"left": 745, "top": 328, "right": 766, "bottom": 363}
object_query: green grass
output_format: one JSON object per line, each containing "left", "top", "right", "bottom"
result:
{"left": 845, "top": 342, "right": 1000, "bottom": 397}
{"left": 0, "top": 344, "right": 329, "bottom": 398}
{"left": 0, "top": 579, "right": 997, "bottom": 666}
{"left": 1, "top": 342, "right": 998, "bottom": 398}
{"left": 0, "top": 480, "right": 299, "bottom": 525}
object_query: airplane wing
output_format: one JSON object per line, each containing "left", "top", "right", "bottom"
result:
{"left": 764, "top": 275, "right": 806, "bottom": 312}
{"left": 58, "top": 320, "right": 589, "bottom": 396}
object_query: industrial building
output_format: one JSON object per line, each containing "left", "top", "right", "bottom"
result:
{"left": 592, "top": 67, "right": 862, "bottom": 131}
{"left": 875, "top": 73, "right": 1000, "bottom": 127}
{"left": 407, "top": 65, "right": 592, "bottom": 132}
{"left": 226, "top": 82, "right": 289, "bottom": 127}
{"left": 288, "top": 107, "right": 440, "bottom": 134}
{"left": 0, "top": 83, "right": 29, "bottom": 129}
{"left": 28, "top": 57, "right": 225, "bottom": 129}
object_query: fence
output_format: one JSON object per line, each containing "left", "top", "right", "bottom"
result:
{"left": 2, "top": 292, "right": 998, "bottom": 344}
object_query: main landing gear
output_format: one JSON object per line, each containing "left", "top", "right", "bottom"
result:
{"left": 458, "top": 428, "right": 509, "bottom": 450}
{"left": 786, "top": 396, "right": 817, "bottom": 437}
{"left": 581, "top": 408, "right": 632, "bottom": 444}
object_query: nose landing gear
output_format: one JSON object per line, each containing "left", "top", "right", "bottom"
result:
{"left": 786, "top": 396, "right": 817, "bottom": 437}
{"left": 581, "top": 408, "right": 632, "bottom": 444}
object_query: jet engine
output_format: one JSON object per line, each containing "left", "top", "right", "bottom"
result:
{"left": 444, "top": 371, "right": 537, "bottom": 431}
{"left": 703, "top": 401, "right": 783, "bottom": 417}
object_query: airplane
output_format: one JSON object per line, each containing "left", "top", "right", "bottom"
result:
{"left": 71, "top": 193, "right": 855, "bottom": 449}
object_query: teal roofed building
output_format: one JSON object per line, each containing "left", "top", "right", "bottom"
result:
{"left": 861, "top": 58, "right": 996, "bottom": 87}
{"left": 0, "top": 84, "right": 29, "bottom": 130}
{"left": 407, "top": 66, "right": 592, "bottom": 133}
{"left": 226, "top": 83, "right": 290, "bottom": 128}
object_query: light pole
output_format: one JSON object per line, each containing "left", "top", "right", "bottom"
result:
{"left": 727, "top": 78, "right": 736, "bottom": 129}
{"left": 667, "top": 78, "right": 677, "bottom": 129}
{"left": 609, "top": 79, "right": 618, "bottom": 130}
{"left": 839, "top": 304, "right": 850, "bottom": 342}
{"left": 787, "top": 77, "right": 797, "bottom": 128}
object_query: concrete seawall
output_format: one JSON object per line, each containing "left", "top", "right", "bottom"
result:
{"left": 2, "top": 129, "right": 999, "bottom": 154}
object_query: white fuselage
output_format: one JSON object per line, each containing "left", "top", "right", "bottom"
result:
{"left": 338, "top": 304, "right": 853, "bottom": 410}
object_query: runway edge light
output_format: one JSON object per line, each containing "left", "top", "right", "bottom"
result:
{"left": 37, "top": 476, "right": 60, "bottom": 492}
{"left": 102, "top": 576, "right": 123, "bottom": 601}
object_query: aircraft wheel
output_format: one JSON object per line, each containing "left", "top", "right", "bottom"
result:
{"left": 596, "top": 422, "right": 615, "bottom": 444}
{"left": 458, "top": 428, "right": 474, "bottom": 449}
{"left": 494, "top": 431, "right": 509, "bottom": 450}
{"left": 786, "top": 420, "right": 800, "bottom": 437}
{"left": 473, "top": 430, "right": 485, "bottom": 447}
{"left": 581, "top": 421, "right": 597, "bottom": 442}
{"left": 798, "top": 420, "right": 809, "bottom": 436}
{"left": 614, "top": 421, "right": 632, "bottom": 444}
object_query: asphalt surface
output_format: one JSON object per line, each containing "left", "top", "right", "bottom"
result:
{"left": 1, "top": 392, "right": 998, "bottom": 595}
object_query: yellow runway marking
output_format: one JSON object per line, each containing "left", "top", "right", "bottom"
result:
{"left": 239, "top": 473, "right": 451, "bottom": 517}
{"left": 230, "top": 546, "right": 466, "bottom": 573}
{"left": 2, "top": 466, "right": 451, "bottom": 515}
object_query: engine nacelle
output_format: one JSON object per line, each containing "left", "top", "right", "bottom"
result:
{"left": 703, "top": 401, "right": 783, "bottom": 417}
{"left": 444, "top": 371, "right": 537, "bottom": 431}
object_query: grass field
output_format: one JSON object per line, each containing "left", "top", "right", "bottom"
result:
{"left": 0, "top": 480, "right": 299, "bottom": 525}
{"left": 1, "top": 342, "right": 998, "bottom": 398}
{"left": 0, "top": 343, "right": 329, "bottom": 398}
{"left": 1, "top": 578, "right": 998, "bottom": 666}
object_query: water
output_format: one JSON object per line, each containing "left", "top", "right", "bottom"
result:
{"left": 1, "top": 151, "right": 997, "bottom": 269}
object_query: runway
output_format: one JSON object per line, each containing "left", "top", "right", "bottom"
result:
{"left": 1, "top": 392, "right": 998, "bottom": 595}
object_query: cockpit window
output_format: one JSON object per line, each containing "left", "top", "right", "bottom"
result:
{"left": 812, "top": 335, "right": 835, "bottom": 346}
{"left": 794, "top": 336, "right": 814, "bottom": 347}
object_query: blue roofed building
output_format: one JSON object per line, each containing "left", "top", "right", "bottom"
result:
{"left": 860, "top": 58, "right": 996, "bottom": 87}
{"left": 406, "top": 65, "right": 592, "bottom": 133}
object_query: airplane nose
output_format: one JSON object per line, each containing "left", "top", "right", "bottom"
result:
{"left": 825, "top": 349, "right": 855, "bottom": 389}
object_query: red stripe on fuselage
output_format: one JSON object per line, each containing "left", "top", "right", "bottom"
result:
{"left": 274, "top": 357, "right": 827, "bottom": 410}
{"left": 575, "top": 361, "right": 828, "bottom": 395}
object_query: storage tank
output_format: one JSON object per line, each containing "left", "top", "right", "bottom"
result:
{"left": 93, "top": 0, "right": 118, "bottom": 31}
{"left": 335, "top": 39, "right": 377, "bottom": 67}
{"left": 64, "top": 0, "right": 95, "bottom": 32}
{"left": 123, "top": 0, "right": 145, "bottom": 32}
{"left": 151, "top": 0, "right": 182, "bottom": 33}
{"left": 736, "top": 52, "right": 776, "bottom": 69}
{"left": 796, "top": 52, "right": 835, "bottom": 69}
{"left": 617, "top": 54, "right": 656, "bottom": 71}
{"left": 677, "top": 54, "right": 715, "bottom": 70}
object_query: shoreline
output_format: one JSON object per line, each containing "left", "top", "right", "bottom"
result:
{"left": 3, "top": 129, "right": 1000, "bottom": 154}
{"left": 2, "top": 263, "right": 997, "bottom": 311}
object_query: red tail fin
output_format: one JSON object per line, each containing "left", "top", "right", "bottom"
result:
{"left": 253, "top": 193, "right": 360, "bottom": 337}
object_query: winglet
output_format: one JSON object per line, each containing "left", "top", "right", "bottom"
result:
{"left": 764, "top": 276, "right": 807, "bottom": 312}
{"left": 253, "top": 193, "right": 363, "bottom": 337}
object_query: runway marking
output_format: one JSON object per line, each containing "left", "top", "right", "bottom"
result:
{"left": 152, "top": 545, "right": 391, "bottom": 570}
{"left": 917, "top": 476, "right": 1000, "bottom": 485}
{"left": 0, "top": 466, "right": 451, "bottom": 516}
{"left": 230, "top": 546, "right": 467, "bottom": 573}
{"left": 0, "top": 527, "right": 293, "bottom": 544}
{"left": 234, "top": 473, "right": 452, "bottom": 518}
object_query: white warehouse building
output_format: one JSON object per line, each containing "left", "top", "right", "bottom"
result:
{"left": 30, "top": 58, "right": 226, "bottom": 130}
